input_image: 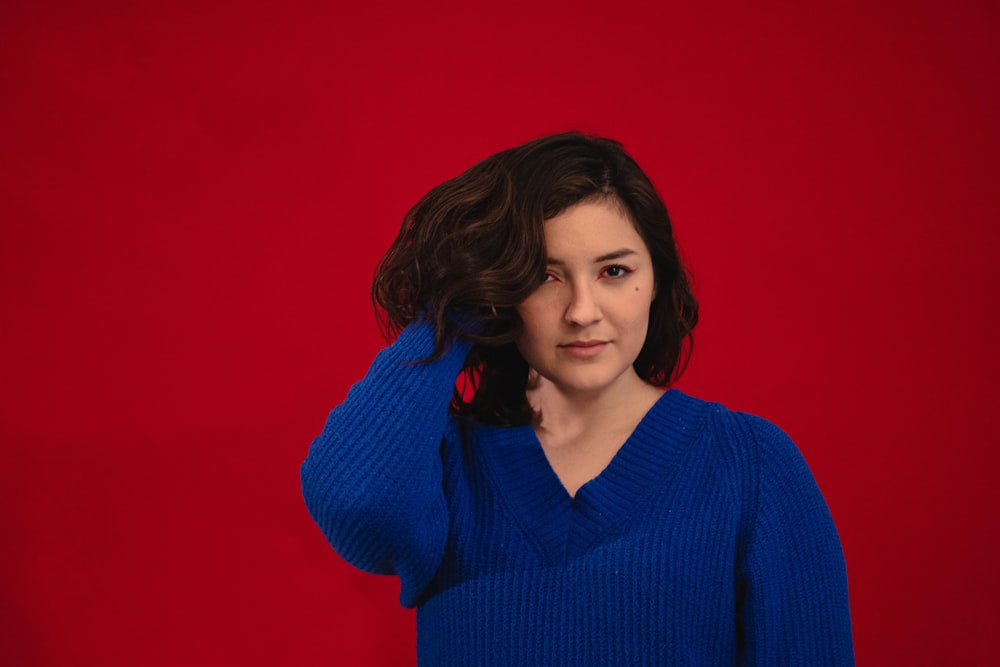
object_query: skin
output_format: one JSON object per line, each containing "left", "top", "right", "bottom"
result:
{"left": 515, "top": 197, "right": 665, "bottom": 497}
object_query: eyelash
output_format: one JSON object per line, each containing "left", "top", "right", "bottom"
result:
{"left": 541, "top": 264, "right": 634, "bottom": 283}
{"left": 601, "top": 264, "right": 633, "bottom": 279}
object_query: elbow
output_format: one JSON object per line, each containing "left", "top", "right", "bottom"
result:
{"left": 300, "top": 457, "right": 448, "bottom": 588}
{"left": 299, "top": 454, "right": 410, "bottom": 574}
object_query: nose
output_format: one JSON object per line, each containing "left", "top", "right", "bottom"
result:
{"left": 563, "top": 281, "right": 601, "bottom": 327}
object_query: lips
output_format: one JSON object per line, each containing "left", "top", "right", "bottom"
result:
{"left": 559, "top": 340, "right": 609, "bottom": 359}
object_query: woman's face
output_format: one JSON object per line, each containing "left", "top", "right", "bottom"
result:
{"left": 515, "top": 198, "right": 657, "bottom": 397}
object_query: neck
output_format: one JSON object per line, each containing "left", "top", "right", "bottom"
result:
{"left": 526, "top": 372, "right": 663, "bottom": 437}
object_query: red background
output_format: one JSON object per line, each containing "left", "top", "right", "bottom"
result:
{"left": 2, "top": 1, "right": 998, "bottom": 664}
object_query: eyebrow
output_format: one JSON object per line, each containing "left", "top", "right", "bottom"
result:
{"left": 546, "top": 248, "right": 638, "bottom": 266}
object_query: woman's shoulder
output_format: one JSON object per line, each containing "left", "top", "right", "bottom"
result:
{"left": 655, "top": 389, "right": 811, "bottom": 473}
{"left": 664, "top": 392, "right": 838, "bottom": 549}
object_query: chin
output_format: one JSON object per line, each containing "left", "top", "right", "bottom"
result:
{"left": 545, "top": 369, "right": 632, "bottom": 395}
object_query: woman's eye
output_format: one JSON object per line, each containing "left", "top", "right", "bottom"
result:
{"left": 541, "top": 272, "right": 558, "bottom": 284}
{"left": 602, "top": 265, "right": 632, "bottom": 279}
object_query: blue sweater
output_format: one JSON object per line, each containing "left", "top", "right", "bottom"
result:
{"left": 301, "top": 321, "right": 854, "bottom": 665}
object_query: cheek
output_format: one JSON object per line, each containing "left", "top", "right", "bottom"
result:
{"left": 517, "top": 294, "right": 555, "bottom": 328}
{"left": 514, "top": 303, "right": 549, "bottom": 353}
{"left": 619, "top": 290, "right": 654, "bottom": 324}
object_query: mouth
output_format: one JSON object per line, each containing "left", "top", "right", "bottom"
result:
{"left": 558, "top": 340, "right": 609, "bottom": 358}
{"left": 560, "top": 340, "right": 608, "bottom": 348}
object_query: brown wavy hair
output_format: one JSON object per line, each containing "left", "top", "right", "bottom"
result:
{"left": 372, "top": 131, "right": 698, "bottom": 426}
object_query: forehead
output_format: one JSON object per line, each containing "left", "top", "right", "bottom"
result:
{"left": 543, "top": 199, "right": 649, "bottom": 259}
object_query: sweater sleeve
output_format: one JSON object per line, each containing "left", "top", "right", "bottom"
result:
{"left": 300, "top": 320, "right": 471, "bottom": 607}
{"left": 734, "top": 414, "right": 855, "bottom": 666}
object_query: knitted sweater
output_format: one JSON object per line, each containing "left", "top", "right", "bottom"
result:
{"left": 301, "top": 321, "right": 854, "bottom": 665}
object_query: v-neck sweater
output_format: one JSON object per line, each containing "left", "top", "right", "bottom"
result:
{"left": 301, "top": 321, "right": 854, "bottom": 665}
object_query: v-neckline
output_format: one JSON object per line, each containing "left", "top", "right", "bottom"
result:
{"left": 475, "top": 389, "right": 708, "bottom": 564}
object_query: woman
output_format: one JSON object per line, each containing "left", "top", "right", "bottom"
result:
{"left": 301, "top": 132, "right": 854, "bottom": 665}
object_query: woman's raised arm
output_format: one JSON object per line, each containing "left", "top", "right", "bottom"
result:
{"left": 300, "top": 319, "right": 471, "bottom": 607}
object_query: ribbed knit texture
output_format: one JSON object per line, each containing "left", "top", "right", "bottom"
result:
{"left": 301, "top": 321, "right": 854, "bottom": 666}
